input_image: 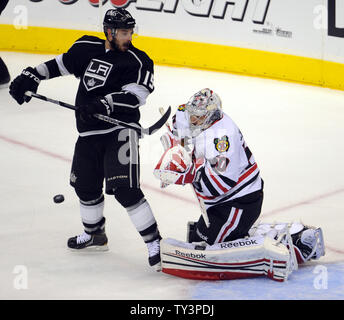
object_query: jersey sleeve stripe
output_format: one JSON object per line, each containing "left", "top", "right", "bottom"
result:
{"left": 207, "top": 167, "right": 230, "bottom": 193}
{"left": 237, "top": 163, "right": 258, "bottom": 184}
{"left": 194, "top": 190, "right": 216, "bottom": 200}
{"left": 122, "top": 83, "right": 150, "bottom": 106}
{"left": 199, "top": 167, "right": 221, "bottom": 197}
{"left": 56, "top": 54, "right": 71, "bottom": 76}
{"left": 204, "top": 173, "right": 260, "bottom": 206}
{"left": 208, "top": 166, "right": 237, "bottom": 191}
{"left": 215, "top": 172, "right": 237, "bottom": 188}
{"left": 195, "top": 162, "right": 260, "bottom": 203}
{"left": 128, "top": 50, "right": 142, "bottom": 84}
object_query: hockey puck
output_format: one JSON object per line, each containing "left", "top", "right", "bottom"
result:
{"left": 53, "top": 194, "right": 65, "bottom": 203}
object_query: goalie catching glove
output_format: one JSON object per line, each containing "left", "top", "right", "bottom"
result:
{"left": 160, "top": 131, "right": 179, "bottom": 151}
{"left": 154, "top": 145, "right": 203, "bottom": 186}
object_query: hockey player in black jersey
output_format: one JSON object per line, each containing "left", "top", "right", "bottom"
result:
{"left": 9, "top": 8, "right": 161, "bottom": 270}
{"left": 0, "top": 0, "right": 10, "bottom": 88}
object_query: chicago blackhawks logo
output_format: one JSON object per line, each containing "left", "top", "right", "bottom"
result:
{"left": 214, "top": 135, "right": 229, "bottom": 153}
{"left": 178, "top": 104, "right": 186, "bottom": 112}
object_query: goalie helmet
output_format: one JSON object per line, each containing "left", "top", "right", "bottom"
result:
{"left": 103, "top": 8, "right": 136, "bottom": 38}
{"left": 185, "top": 88, "right": 223, "bottom": 137}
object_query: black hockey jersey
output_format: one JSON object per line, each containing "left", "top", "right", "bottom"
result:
{"left": 51, "top": 35, "right": 154, "bottom": 135}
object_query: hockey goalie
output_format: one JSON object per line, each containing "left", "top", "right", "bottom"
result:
{"left": 154, "top": 88, "right": 325, "bottom": 282}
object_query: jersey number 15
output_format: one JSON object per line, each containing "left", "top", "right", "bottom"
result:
{"left": 142, "top": 70, "right": 154, "bottom": 91}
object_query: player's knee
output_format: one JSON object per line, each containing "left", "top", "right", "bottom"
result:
{"left": 75, "top": 188, "right": 103, "bottom": 203}
{"left": 113, "top": 187, "right": 144, "bottom": 208}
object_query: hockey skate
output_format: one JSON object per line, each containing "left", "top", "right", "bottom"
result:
{"left": 292, "top": 227, "right": 325, "bottom": 263}
{"left": 147, "top": 236, "right": 162, "bottom": 271}
{"left": 249, "top": 221, "right": 325, "bottom": 264}
{"left": 67, "top": 230, "right": 108, "bottom": 251}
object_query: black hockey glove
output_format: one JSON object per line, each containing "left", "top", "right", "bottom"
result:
{"left": 80, "top": 97, "right": 112, "bottom": 124}
{"left": 9, "top": 67, "right": 42, "bottom": 105}
{"left": 0, "top": 0, "right": 9, "bottom": 15}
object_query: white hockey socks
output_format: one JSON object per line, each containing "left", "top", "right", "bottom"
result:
{"left": 67, "top": 195, "right": 108, "bottom": 251}
{"left": 79, "top": 195, "right": 105, "bottom": 234}
{"left": 126, "top": 198, "right": 161, "bottom": 270}
{"left": 126, "top": 198, "right": 160, "bottom": 242}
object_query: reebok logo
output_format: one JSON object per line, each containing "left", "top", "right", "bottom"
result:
{"left": 175, "top": 250, "right": 206, "bottom": 259}
{"left": 220, "top": 239, "right": 258, "bottom": 249}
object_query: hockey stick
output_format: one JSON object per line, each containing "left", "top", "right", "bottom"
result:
{"left": 25, "top": 91, "right": 171, "bottom": 136}
{"left": 159, "top": 107, "right": 210, "bottom": 228}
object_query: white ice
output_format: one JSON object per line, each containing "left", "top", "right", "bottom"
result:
{"left": 1, "top": 51, "right": 344, "bottom": 300}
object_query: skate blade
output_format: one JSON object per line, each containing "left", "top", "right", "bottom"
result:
{"left": 152, "top": 262, "right": 162, "bottom": 272}
{"left": 0, "top": 83, "right": 10, "bottom": 89}
{"left": 68, "top": 244, "right": 109, "bottom": 252}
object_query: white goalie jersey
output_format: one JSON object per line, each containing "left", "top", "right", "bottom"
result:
{"left": 167, "top": 106, "right": 263, "bottom": 209}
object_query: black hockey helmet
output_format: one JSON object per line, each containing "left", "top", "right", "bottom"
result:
{"left": 103, "top": 8, "right": 136, "bottom": 37}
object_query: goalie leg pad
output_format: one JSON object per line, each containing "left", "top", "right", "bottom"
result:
{"left": 161, "top": 234, "right": 296, "bottom": 282}
{"left": 249, "top": 222, "right": 325, "bottom": 264}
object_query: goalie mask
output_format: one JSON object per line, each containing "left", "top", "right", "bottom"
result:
{"left": 185, "top": 88, "right": 223, "bottom": 137}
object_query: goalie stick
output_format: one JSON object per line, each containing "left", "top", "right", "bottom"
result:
{"left": 159, "top": 107, "right": 210, "bottom": 228}
{"left": 25, "top": 91, "right": 171, "bottom": 137}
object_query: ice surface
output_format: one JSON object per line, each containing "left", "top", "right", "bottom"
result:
{"left": 0, "top": 51, "right": 343, "bottom": 300}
